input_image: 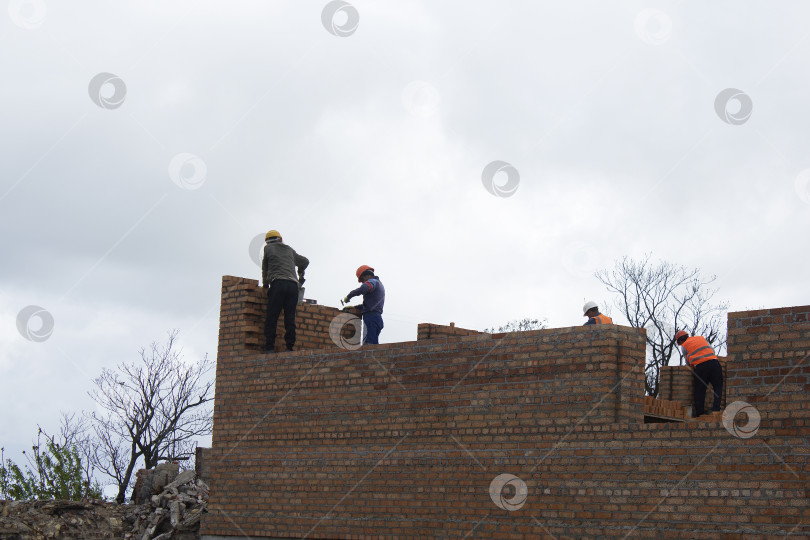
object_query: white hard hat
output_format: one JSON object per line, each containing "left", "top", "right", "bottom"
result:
{"left": 583, "top": 301, "right": 598, "bottom": 315}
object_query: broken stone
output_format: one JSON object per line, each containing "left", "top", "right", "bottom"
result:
{"left": 164, "top": 469, "right": 195, "bottom": 491}
{"left": 169, "top": 500, "right": 180, "bottom": 528}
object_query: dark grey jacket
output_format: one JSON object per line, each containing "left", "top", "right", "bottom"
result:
{"left": 262, "top": 239, "right": 309, "bottom": 287}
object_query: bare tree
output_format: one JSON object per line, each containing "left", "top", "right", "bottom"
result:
{"left": 595, "top": 255, "right": 728, "bottom": 397}
{"left": 485, "top": 318, "right": 548, "bottom": 333}
{"left": 89, "top": 330, "right": 214, "bottom": 503}
{"left": 56, "top": 412, "right": 99, "bottom": 494}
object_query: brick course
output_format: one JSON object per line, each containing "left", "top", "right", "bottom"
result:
{"left": 416, "top": 322, "right": 486, "bottom": 341}
{"left": 202, "top": 281, "right": 810, "bottom": 539}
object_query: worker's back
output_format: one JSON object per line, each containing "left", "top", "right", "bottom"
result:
{"left": 262, "top": 241, "right": 308, "bottom": 284}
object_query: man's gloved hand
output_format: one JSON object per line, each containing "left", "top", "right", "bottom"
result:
{"left": 343, "top": 296, "right": 350, "bottom": 304}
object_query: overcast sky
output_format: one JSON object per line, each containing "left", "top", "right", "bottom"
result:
{"left": 2, "top": 1, "right": 809, "bottom": 487}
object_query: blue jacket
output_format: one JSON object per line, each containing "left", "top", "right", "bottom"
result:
{"left": 347, "top": 276, "right": 385, "bottom": 315}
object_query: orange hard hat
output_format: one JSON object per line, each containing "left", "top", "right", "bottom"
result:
{"left": 674, "top": 330, "right": 688, "bottom": 341}
{"left": 356, "top": 265, "right": 374, "bottom": 282}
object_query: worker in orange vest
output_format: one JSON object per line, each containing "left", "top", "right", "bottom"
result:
{"left": 583, "top": 301, "right": 613, "bottom": 325}
{"left": 675, "top": 330, "right": 723, "bottom": 417}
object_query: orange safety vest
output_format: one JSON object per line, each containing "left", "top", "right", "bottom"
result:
{"left": 682, "top": 336, "right": 718, "bottom": 366}
{"left": 590, "top": 314, "right": 613, "bottom": 325}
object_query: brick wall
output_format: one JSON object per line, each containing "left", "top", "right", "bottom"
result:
{"left": 218, "top": 275, "right": 361, "bottom": 355}
{"left": 726, "top": 305, "right": 810, "bottom": 411}
{"left": 203, "top": 283, "right": 810, "bottom": 539}
{"left": 195, "top": 447, "right": 211, "bottom": 485}
{"left": 416, "top": 322, "right": 486, "bottom": 340}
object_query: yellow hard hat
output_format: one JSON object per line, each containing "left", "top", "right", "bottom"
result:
{"left": 265, "top": 230, "right": 281, "bottom": 240}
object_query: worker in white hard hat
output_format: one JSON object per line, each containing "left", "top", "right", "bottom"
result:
{"left": 583, "top": 301, "right": 613, "bottom": 325}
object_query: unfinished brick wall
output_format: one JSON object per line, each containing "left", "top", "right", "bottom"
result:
{"left": 195, "top": 447, "right": 211, "bottom": 485}
{"left": 416, "top": 322, "right": 486, "bottom": 340}
{"left": 203, "top": 282, "right": 810, "bottom": 539}
{"left": 218, "top": 275, "right": 360, "bottom": 355}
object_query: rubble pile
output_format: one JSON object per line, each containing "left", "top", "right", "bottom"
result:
{"left": 0, "top": 499, "right": 126, "bottom": 539}
{"left": 0, "top": 469, "right": 208, "bottom": 540}
{"left": 126, "top": 470, "right": 208, "bottom": 540}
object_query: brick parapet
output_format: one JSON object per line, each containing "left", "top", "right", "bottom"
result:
{"left": 726, "top": 305, "right": 810, "bottom": 411}
{"left": 416, "top": 322, "right": 486, "bottom": 340}
{"left": 218, "top": 275, "right": 361, "bottom": 357}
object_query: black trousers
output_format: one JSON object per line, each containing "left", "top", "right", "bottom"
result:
{"left": 264, "top": 279, "right": 298, "bottom": 351}
{"left": 693, "top": 358, "right": 723, "bottom": 416}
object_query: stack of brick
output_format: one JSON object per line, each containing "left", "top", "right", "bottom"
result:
{"left": 642, "top": 395, "right": 687, "bottom": 419}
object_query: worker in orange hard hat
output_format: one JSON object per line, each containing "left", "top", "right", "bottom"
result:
{"left": 262, "top": 230, "right": 309, "bottom": 353}
{"left": 676, "top": 330, "right": 723, "bottom": 417}
{"left": 582, "top": 301, "right": 613, "bottom": 325}
{"left": 343, "top": 265, "right": 385, "bottom": 345}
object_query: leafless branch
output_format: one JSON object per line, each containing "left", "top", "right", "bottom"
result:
{"left": 88, "top": 330, "right": 214, "bottom": 503}
{"left": 595, "top": 255, "right": 728, "bottom": 396}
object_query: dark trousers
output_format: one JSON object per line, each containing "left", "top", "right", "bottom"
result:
{"left": 362, "top": 312, "right": 384, "bottom": 344}
{"left": 265, "top": 279, "right": 298, "bottom": 351}
{"left": 693, "top": 358, "right": 723, "bottom": 416}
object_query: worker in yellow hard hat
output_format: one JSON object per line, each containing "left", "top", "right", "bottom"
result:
{"left": 262, "top": 230, "right": 309, "bottom": 353}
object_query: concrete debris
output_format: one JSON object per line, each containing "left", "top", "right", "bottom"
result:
{"left": 0, "top": 472, "right": 208, "bottom": 540}
{"left": 134, "top": 462, "right": 180, "bottom": 505}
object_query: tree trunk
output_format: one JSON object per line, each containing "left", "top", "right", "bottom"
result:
{"left": 115, "top": 442, "right": 140, "bottom": 504}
